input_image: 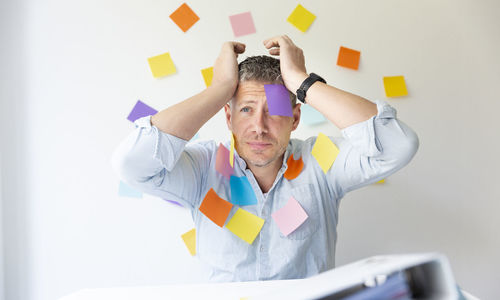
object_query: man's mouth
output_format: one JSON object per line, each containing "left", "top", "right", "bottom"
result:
{"left": 247, "top": 141, "right": 272, "bottom": 151}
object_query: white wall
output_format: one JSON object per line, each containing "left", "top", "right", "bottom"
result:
{"left": 1, "top": 0, "right": 499, "bottom": 299}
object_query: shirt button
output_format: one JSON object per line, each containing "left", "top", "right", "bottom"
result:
{"left": 260, "top": 246, "right": 264, "bottom": 252}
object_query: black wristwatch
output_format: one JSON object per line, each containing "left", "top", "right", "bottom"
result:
{"left": 296, "top": 73, "right": 326, "bottom": 103}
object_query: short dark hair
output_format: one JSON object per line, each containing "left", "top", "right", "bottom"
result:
{"left": 238, "top": 56, "right": 297, "bottom": 106}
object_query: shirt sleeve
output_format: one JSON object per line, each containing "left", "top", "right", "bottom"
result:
{"left": 328, "top": 100, "right": 419, "bottom": 196}
{"left": 110, "top": 116, "right": 213, "bottom": 210}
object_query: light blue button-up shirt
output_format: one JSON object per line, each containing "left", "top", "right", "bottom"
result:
{"left": 111, "top": 100, "right": 418, "bottom": 282}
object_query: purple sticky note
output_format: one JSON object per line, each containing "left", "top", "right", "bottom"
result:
{"left": 264, "top": 84, "right": 293, "bottom": 117}
{"left": 164, "top": 199, "right": 184, "bottom": 207}
{"left": 216, "top": 143, "right": 234, "bottom": 179}
{"left": 127, "top": 100, "right": 158, "bottom": 123}
{"left": 229, "top": 12, "right": 256, "bottom": 37}
{"left": 272, "top": 196, "right": 308, "bottom": 236}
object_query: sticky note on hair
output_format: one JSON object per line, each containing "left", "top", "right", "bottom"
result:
{"left": 127, "top": 100, "right": 158, "bottom": 123}
{"left": 229, "top": 12, "right": 256, "bottom": 37}
{"left": 199, "top": 188, "right": 233, "bottom": 227}
{"left": 147, "top": 52, "right": 177, "bottom": 78}
{"left": 311, "top": 133, "right": 339, "bottom": 174}
{"left": 284, "top": 154, "right": 304, "bottom": 180}
{"left": 337, "top": 46, "right": 361, "bottom": 70}
{"left": 383, "top": 76, "right": 408, "bottom": 97}
{"left": 118, "top": 181, "right": 143, "bottom": 198}
{"left": 287, "top": 4, "right": 316, "bottom": 33}
{"left": 181, "top": 228, "right": 196, "bottom": 256}
{"left": 301, "top": 104, "right": 326, "bottom": 125}
{"left": 201, "top": 67, "right": 214, "bottom": 87}
{"left": 216, "top": 143, "right": 234, "bottom": 179}
{"left": 169, "top": 3, "right": 199, "bottom": 32}
{"left": 264, "top": 84, "right": 293, "bottom": 117}
{"left": 226, "top": 208, "right": 265, "bottom": 244}
{"left": 230, "top": 176, "right": 258, "bottom": 206}
{"left": 272, "top": 196, "right": 308, "bottom": 236}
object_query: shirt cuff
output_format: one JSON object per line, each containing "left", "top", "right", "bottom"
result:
{"left": 340, "top": 100, "right": 397, "bottom": 157}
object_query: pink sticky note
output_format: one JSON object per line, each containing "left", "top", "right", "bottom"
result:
{"left": 229, "top": 12, "right": 256, "bottom": 37}
{"left": 216, "top": 143, "right": 234, "bottom": 179}
{"left": 271, "top": 196, "right": 308, "bottom": 236}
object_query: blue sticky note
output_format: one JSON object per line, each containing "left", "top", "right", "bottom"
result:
{"left": 118, "top": 181, "right": 143, "bottom": 198}
{"left": 230, "top": 176, "right": 258, "bottom": 205}
{"left": 301, "top": 104, "right": 326, "bottom": 125}
{"left": 190, "top": 132, "right": 200, "bottom": 141}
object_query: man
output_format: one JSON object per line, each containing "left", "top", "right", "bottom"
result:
{"left": 112, "top": 36, "right": 418, "bottom": 282}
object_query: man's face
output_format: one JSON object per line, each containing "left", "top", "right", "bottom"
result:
{"left": 224, "top": 80, "right": 301, "bottom": 168}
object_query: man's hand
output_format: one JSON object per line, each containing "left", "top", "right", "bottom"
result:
{"left": 263, "top": 35, "right": 308, "bottom": 93}
{"left": 212, "top": 41, "right": 246, "bottom": 101}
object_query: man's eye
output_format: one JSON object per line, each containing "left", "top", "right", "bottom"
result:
{"left": 241, "top": 107, "right": 251, "bottom": 113}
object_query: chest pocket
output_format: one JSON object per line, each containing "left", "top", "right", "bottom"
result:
{"left": 276, "top": 184, "right": 320, "bottom": 240}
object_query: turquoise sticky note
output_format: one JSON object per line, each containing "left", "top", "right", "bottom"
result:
{"left": 230, "top": 176, "right": 258, "bottom": 205}
{"left": 301, "top": 104, "right": 326, "bottom": 125}
{"left": 118, "top": 181, "right": 143, "bottom": 198}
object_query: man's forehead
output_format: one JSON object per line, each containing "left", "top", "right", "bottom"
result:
{"left": 234, "top": 81, "right": 269, "bottom": 104}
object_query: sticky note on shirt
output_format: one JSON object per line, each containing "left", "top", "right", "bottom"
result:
{"left": 311, "top": 133, "right": 339, "bottom": 174}
{"left": 181, "top": 228, "right": 196, "bottom": 256}
{"left": 229, "top": 12, "right": 256, "bottom": 37}
{"left": 216, "top": 143, "right": 234, "bottom": 179}
{"left": 383, "top": 76, "right": 408, "bottom": 97}
{"left": 337, "top": 46, "right": 361, "bottom": 70}
{"left": 169, "top": 3, "right": 199, "bottom": 32}
{"left": 283, "top": 154, "right": 304, "bottom": 180}
{"left": 164, "top": 199, "right": 183, "bottom": 207}
{"left": 272, "top": 196, "right": 308, "bottom": 236}
{"left": 118, "top": 181, "right": 143, "bottom": 198}
{"left": 230, "top": 133, "right": 235, "bottom": 168}
{"left": 147, "top": 52, "right": 177, "bottom": 78}
{"left": 226, "top": 208, "right": 265, "bottom": 244}
{"left": 127, "top": 100, "right": 158, "bottom": 123}
{"left": 201, "top": 67, "right": 214, "bottom": 87}
{"left": 287, "top": 4, "right": 316, "bottom": 33}
{"left": 199, "top": 188, "right": 233, "bottom": 227}
{"left": 230, "top": 176, "right": 258, "bottom": 206}
{"left": 264, "top": 84, "right": 293, "bottom": 117}
{"left": 301, "top": 104, "right": 326, "bottom": 125}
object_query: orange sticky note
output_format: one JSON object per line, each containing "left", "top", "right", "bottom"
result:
{"left": 199, "top": 188, "right": 233, "bottom": 227}
{"left": 284, "top": 154, "right": 304, "bottom": 180}
{"left": 383, "top": 76, "right": 408, "bottom": 97}
{"left": 181, "top": 228, "right": 196, "bottom": 256}
{"left": 169, "top": 3, "right": 200, "bottom": 33}
{"left": 337, "top": 46, "right": 361, "bottom": 70}
{"left": 201, "top": 67, "right": 213, "bottom": 87}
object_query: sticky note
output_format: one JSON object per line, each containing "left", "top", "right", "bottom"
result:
{"left": 147, "top": 52, "right": 177, "bottom": 78}
{"left": 199, "top": 188, "right": 233, "bottom": 227}
{"left": 229, "top": 12, "right": 256, "bottom": 37}
{"left": 181, "top": 228, "right": 196, "bottom": 256}
{"left": 337, "top": 46, "right": 361, "bottom": 70}
{"left": 230, "top": 176, "right": 258, "bottom": 206}
{"left": 264, "top": 84, "right": 293, "bottom": 117}
{"left": 376, "top": 179, "right": 386, "bottom": 184}
{"left": 201, "top": 67, "right": 214, "bottom": 87}
{"left": 190, "top": 132, "right": 200, "bottom": 141}
{"left": 383, "top": 76, "right": 408, "bottom": 97}
{"left": 272, "top": 196, "right": 308, "bottom": 236}
{"left": 169, "top": 3, "right": 199, "bottom": 33}
{"left": 164, "top": 199, "right": 183, "bottom": 207}
{"left": 226, "top": 208, "right": 265, "bottom": 244}
{"left": 311, "top": 133, "right": 339, "bottom": 174}
{"left": 287, "top": 4, "right": 316, "bottom": 33}
{"left": 230, "top": 133, "right": 235, "bottom": 168}
{"left": 301, "top": 104, "right": 326, "bottom": 125}
{"left": 283, "top": 154, "right": 304, "bottom": 180}
{"left": 216, "top": 143, "right": 234, "bottom": 179}
{"left": 118, "top": 181, "right": 143, "bottom": 198}
{"left": 127, "top": 100, "right": 158, "bottom": 123}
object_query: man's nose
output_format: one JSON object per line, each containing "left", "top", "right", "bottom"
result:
{"left": 251, "top": 109, "right": 268, "bottom": 136}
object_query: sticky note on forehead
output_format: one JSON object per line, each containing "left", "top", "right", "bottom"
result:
{"left": 311, "top": 133, "right": 339, "bottom": 174}
{"left": 169, "top": 3, "right": 199, "bottom": 33}
{"left": 147, "top": 52, "right": 177, "bottom": 78}
{"left": 383, "top": 76, "right": 408, "bottom": 97}
{"left": 264, "top": 84, "right": 293, "bottom": 117}
{"left": 127, "top": 100, "right": 158, "bottom": 123}
{"left": 226, "top": 208, "right": 265, "bottom": 244}
{"left": 287, "top": 4, "right": 316, "bottom": 33}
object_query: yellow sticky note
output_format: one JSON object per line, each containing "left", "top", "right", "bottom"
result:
{"left": 147, "top": 52, "right": 177, "bottom": 78}
{"left": 226, "top": 208, "right": 265, "bottom": 244}
{"left": 383, "top": 76, "right": 408, "bottom": 97}
{"left": 311, "top": 133, "right": 339, "bottom": 174}
{"left": 181, "top": 228, "right": 196, "bottom": 256}
{"left": 201, "top": 67, "right": 214, "bottom": 87}
{"left": 376, "top": 179, "right": 386, "bottom": 184}
{"left": 230, "top": 133, "right": 235, "bottom": 167}
{"left": 287, "top": 4, "right": 316, "bottom": 33}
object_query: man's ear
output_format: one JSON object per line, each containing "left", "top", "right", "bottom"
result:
{"left": 291, "top": 103, "right": 301, "bottom": 131}
{"left": 224, "top": 103, "right": 233, "bottom": 131}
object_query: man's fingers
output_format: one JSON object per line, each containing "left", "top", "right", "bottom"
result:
{"left": 268, "top": 48, "right": 280, "bottom": 56}
{"left": 263, "top": 35, "right": 293, "bottom": 49}
{"left": 233, "top": 42, "right": 246, "bottom": 54}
